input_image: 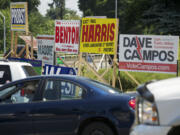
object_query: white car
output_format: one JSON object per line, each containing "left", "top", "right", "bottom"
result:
{"left": 130, "top": 77, "right": 180, "bottom": 135}
{"left": 0, "top": 60, "right": 37, "bottom": 86}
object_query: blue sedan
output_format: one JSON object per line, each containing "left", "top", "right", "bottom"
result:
{"left": 0, "top": 75, "right": 135, "bottom": 135}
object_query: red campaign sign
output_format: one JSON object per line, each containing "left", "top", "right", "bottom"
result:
{"left": 55, "top": 26, "right": 79, "bottom": 44}
{"left": 119, "top": 34, "right": 179, "bottom": 74}
{"left": 55, "top": 20, "right": 80, "bottom": 54}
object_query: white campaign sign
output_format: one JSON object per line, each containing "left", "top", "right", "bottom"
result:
{"left": 37, "top": 35, "right": 54, "bottom": 65}
{"left": 119, "top": 34, "right": 179, "bottom": 74}
{"left": 55, "top": 20, "right": 80, "bottom": 54}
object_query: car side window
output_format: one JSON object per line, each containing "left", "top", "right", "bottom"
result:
{"left": 42, "top": 80, "right": 84, "bottom": 101}
{"left": 0, "top": 80, "right": 39, "bottom": 104}
{"left": 61, "top": 81, "right": 83, "bottom": 100}
{"left": 0, "top": 65, "right": 12, "bottom": 85}
{"left": 43, "top": 80, "right": 60, "bottom": 101}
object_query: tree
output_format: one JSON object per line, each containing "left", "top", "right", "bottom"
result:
{"left": 78, "top": 0, "right": 116, "bottom": 17}
{"left": 29, "top": 11, "right": 54, "bottom": 36}
{"left": 78, "top": 0, "right": 180, "bottom": 35}
{"left": 46, "top": 0, "right": 65, "bottom": 19}
{"left": 0, "top": 9, "right": 11, "bottom": 53}
{"left": 0, "top": 0, "right": 40, "bottom": 13}
{"left": 123, "top": 0, "right": 153, "bottom": 34}
{"left": 78, "top": 0, "right": 133, "bottom": 33}
{"left": 142, "top": 0, "right": 180, "bottom": 35}
{"left": 63, "top": 9, "right": 81, "bottom": 20}
{"left": 0, "top": 0, "right": 10, "bottom": 9}
{"left": 125, "top": 0, "right": 180, "bottom": 35}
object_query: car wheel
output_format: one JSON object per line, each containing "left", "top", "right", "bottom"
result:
{"left": 81, "top": 122, "right": 114, "bottom": 135}
{"left": 168, "top": 126, "right": 180, "bottom": 135}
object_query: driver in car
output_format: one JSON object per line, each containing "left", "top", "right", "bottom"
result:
{"left": 11, "top": 83, "right": 35, "bottom": 103}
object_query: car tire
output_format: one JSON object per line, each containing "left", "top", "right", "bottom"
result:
{"left": 168, "top": 126, "right": 180, "bottom": 135}
{"left": 81, "top": 122, "right": 114, "bottom": 135}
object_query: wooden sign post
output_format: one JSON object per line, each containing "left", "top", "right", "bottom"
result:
{"left": 10, "top": 31, "right": 14, "bottom": 57}
{"left": 25, "top": 2, "right": 29, "bottom": 59}
{"left": 112, "top": 19, "right": 119, "bottom": 87}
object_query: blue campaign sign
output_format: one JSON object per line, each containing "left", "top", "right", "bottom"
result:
{"left": 43, "top": 64, "right": 77, "bottom": 97}
{"left": 42, "top": 64, "right": 77, "bottom": 75}
{"left": 61, "top": 81, "right": 76, "bottom": 97}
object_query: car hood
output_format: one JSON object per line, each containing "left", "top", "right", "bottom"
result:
{"left": 146, "top": 77, "right": 180, "bottom": 101}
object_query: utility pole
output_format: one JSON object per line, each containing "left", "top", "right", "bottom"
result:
{"left": 0, "top": 11, "right": 6, "bottom": 54}
{"left": 115, "top": 0, "right": 117, "bottom": 18}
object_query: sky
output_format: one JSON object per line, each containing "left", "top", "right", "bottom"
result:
{"left": 38, "top": 0, "right": 83, "bottom": 16}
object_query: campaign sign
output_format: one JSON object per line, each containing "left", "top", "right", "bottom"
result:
{"left": 61, "top": 81, "right": 76, "bottom": 97}
{"left": 119, "top": 34, "right": 179, "bottom": 74}
{"left": 80, "top": 18, "right": 118, "bottom": 54}
{"left": 37, "top": 35, "right": 54, "bottom": 65}
{"left": 42, "top": 64, "right": 76, "bottom": 75}
{"left": 42, "top": 64, "right": 77, "bottom": 97}
{"left": 55, "top": 20, "right": 80, "bottom": 54}
{"left": 10, "top": 2, "right": 27, "bottom": 31}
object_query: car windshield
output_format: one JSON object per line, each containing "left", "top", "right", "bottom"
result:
{"left": 22, "top": 66, "right": 38, "bottom": 76}
{"left": 87, "top": 79, "right": 121, "bottom": 94}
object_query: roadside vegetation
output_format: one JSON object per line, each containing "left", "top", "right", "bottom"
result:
{"left": 80, "top": 66, "right": 177, "bottom": 92}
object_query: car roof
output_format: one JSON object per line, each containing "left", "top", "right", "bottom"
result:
{"left": 0, "top": 75, "right": 125, "bottom": 96}
{"left": 0, "top": 75, "right": 90, "bottom": 90}
{"left": 40, "top": 75, "right": 89, "bottom": 81}
{"left": 0, "top": 60, "right": 32, "bottom": 66}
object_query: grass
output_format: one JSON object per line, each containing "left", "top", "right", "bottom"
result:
{"left": 80, "top": 65, "right": 178, "bottom": 92}
{"left": 126, "top": 71, "right": 176, "bottom": 83}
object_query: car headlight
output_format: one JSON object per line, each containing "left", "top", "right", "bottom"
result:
{"left": 137, "top": 98, "right": 159, "bottom": 125}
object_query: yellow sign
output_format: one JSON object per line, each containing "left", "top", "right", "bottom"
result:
{"left": 80, "top": 18, "right": 118, "bottom": 54}
{"left": 10, "top": 2, "right": 28, "bottom": 31}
